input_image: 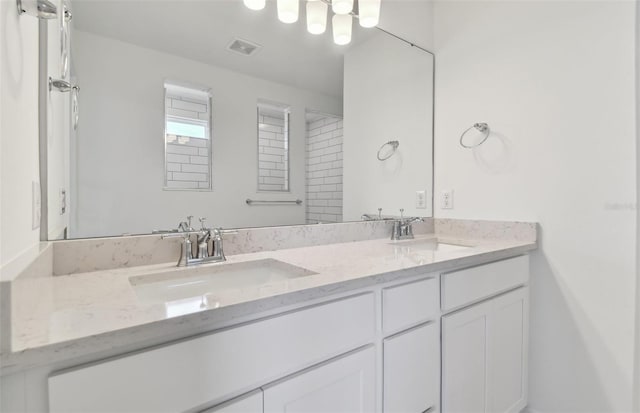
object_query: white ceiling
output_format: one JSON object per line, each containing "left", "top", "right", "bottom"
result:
{"left": 71, "top": 0, "right": 383, "bottom": 98}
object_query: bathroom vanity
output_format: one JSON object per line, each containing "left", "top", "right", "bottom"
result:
{"left": 0, "top": 1, "right": 537, "bottom": 411}
{"left": 0, "top": 219, "right": 536, "bottom": 413}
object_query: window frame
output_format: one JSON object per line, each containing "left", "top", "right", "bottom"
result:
{"left": 256, "top": 101, "right": 291, "bottom": 193}
{"left": 163, "top": 83, "right": 213, "bottom": 192}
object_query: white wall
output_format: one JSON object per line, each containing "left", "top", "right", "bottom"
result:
{"left": 433, "top": 1, "right": 637, "bottom": 412}
{"left": 378, "top": 0, "right": 434, "bottom": 51}
{"left": 0, "top": 0, "right": 41, "bottom": 267}
{"left": 72, "top": 30, "right": 341, "bottom": 237}
{"left": 343, "top": 31, "right": 434, "bottom": 220}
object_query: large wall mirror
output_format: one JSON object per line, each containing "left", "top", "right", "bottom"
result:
{"left": 42, "top": 0, "right": 434, "bottom": 240}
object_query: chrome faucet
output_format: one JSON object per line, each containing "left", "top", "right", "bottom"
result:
{"left": 178, "top": 215, "right": 194, "bottom": 232}
{"left": 211, "top": 228, "right": 226, "bottom": 262}
{"left": 362, "top": 208, "right": 388, "bottom": 221}
{"left": 162, "top": 216, "right": 233, "bottom": 267}
{"left": 391, "top": 209, "right": 424, "bottom": 240}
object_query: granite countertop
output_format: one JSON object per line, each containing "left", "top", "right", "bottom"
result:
{"left": 2, "top": 232, "right": 536, "bottom": 372}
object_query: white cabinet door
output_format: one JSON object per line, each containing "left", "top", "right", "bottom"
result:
{"left": 264, "top": 346, "right": 376, "bottom": 413}
{"left": 202, "top": 390, "right": 263, "bottom": 413}
{"left": 442, "top": 299, "right": 490, "bottom": 413}
{"left": 384, "top": 322, "right": 439, "bottom": 413}
{"left": 442, "top": 288, "right": 528, "bottom": 413}
{"left": 486, "top": 288, "right": 528, "bottom": 413}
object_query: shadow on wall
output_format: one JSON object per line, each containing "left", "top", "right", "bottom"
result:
{"left": 471, "top": 130, "right": 516, "bottom": 175}
{"left": 528, "top": 240, "right": 631, "bottom": 412}
{"left": 381, "top": 150, "right": 403, "bottom": 174}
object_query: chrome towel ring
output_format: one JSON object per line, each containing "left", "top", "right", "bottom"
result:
{"left": 377, "top": 140, "right": 399, "bottom": 161}
{"left": 460, "top": 123, "right": 490, "bottom": 148}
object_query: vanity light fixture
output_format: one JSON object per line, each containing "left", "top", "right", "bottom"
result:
{"left": 277, "top": 0, "right": 299, "bottom": 23}
{"left": 357, "top": 0, "right": 381, "bottom": 28}
{"left": 244, "top": 0, "right": 380, "bottom": 45}
{"left": 331, "top": 0, "right": 353, "bottom": 15}
{"left": 243, "top": 0, "right": 266, "bottom": 11}
{"left": 306, "top": 0, "right": 328, "bottom": 34}
{"left": 332, "top": 14, "right": 352, "bottom": 45}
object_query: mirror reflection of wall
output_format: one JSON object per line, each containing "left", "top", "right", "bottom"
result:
{"left": 344, "top": 31, "right": 434, "bottom": 220}
{"left": 43, "top": 0, "right": 434, "bottom": 239}
{"left": 69, "top": 28, "right": 340, "bottom": 238}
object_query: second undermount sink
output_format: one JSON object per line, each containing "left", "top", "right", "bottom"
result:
{"left": 130, "top": 259, "right": 317, "bottom": 307}
{"left": 388, "top": 238, "right": 472, "bottom": 252}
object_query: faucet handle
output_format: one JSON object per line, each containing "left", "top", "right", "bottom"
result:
{"left": 199, "top": 217, "right": 207, "bottom": 230}
{"left": 186, "top": 215, "right": 194, "bottom": 230}
{"left": 378, "top": 208, "right": 382, "bottom": 219}
{"left": 399, "top": 208, "right": 405, "bottom": 220}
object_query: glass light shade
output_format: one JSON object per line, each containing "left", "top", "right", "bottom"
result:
{"left": 306, "top": 0, "right": 327, "bottom": 34}
{"left": 332, "top": 0, "right": 353, "bottom": 15}
{"left": 332, "top": 14, "right": 352, "bottom": 45}
{"left": 358, "top": 0, "right": 381, "bottom": 27}
{"left": 243, "top": 0, "right": 265, "bottom": 10}
{"left": 277, "top": 0, "right": 299, "bottom": 23}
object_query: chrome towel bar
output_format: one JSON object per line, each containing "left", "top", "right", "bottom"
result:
{"left": 246, "top": 199, "right": 303, "bottom": 205}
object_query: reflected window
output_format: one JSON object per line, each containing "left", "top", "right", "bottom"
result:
{"left": 164, "top": 82, "right": 212, "bottom": 190}
{"left": 257, "top": 100, "right": 290, "bottom": 192}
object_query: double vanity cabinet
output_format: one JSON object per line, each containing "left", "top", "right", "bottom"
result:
{"left": 46, "top": 254, "right": 529, "bottom": 413}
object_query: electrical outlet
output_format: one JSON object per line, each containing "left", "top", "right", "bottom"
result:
{"left": 441, "top": 189, "right": 454, "bottom": 209}
{"left": 32, "top": 181, "right": 41, "bottom": 230}
{"left": 415, "top": 190, "right": 427, "bottom": 209}
{"left": 60, "top": 189, "right": 67, "bottom": 215}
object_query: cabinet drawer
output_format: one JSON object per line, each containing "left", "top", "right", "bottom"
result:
{"left": 384, "top": 322, "right": 439, "bottom": 413}
{"left": 441, "top": 255, "right": 529, "bottom": 312}
{"left": 383, "top": 276, "right": 438, "bottom": 335}
{"left": 264, "top": 346, "right": 376, "bottom": 413}
{"left": 49, "top": 293, "right": 376, "bottom": 413}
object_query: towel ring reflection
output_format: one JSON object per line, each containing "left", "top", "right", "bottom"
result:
{"left": 377, "top": 140, "right": 399, "bottom": 161}
{"left": 460, "top": 123, "right": 490, "bottom": 148}
{"left": 71, "top": 84, "right": 79, "bottom": 130}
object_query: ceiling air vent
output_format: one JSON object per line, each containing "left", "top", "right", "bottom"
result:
{"left": 226, "top": 38, "right": 262, "bottom": 57}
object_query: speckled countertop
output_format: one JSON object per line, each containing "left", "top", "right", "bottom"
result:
{"left": 2, "top": 227, "right": 536, "bottom": 372}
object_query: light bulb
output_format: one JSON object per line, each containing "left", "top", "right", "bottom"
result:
{"left": 306, "top": 0, "right": 327, "bottom": 34}
{"left": 243, "top": 0, "right": 265, "bottom": 11}
{"left": 332, "top": 14, "right": 352, "bottom": 45}
{"left": 332, "top": 0, "right": 353, "bottom": 15}
{"left": 277, "top": 0, "right": 299, "bottom": 23}
{"left": 358, "top": 0, "right": 380, "bottom": 27}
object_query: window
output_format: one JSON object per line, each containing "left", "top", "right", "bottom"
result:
{"left": 164, "top": 82, "right": 212, "bottom": 190}
{"left": 257, "top": 100, "right": 290, "bottom": 192}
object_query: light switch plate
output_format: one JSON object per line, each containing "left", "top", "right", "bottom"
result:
{"left": 32, "top": 181, "right": 41, "bottom": 230}
{"left": 415, "top": 190, "right": 427, "bottom": 209}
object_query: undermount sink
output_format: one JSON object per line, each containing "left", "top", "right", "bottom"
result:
{"left": 388, "top": 238, "right": 472, "bottom": 253}
{"left": 130, "top": 259, "right": 317, "bottom": 311}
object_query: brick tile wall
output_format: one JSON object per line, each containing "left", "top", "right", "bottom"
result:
{"left": 258, "top": 113, "right": 289, "bottom": 191}
{"left": 305, "top": 116, "right": 343, "bottom": 223}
